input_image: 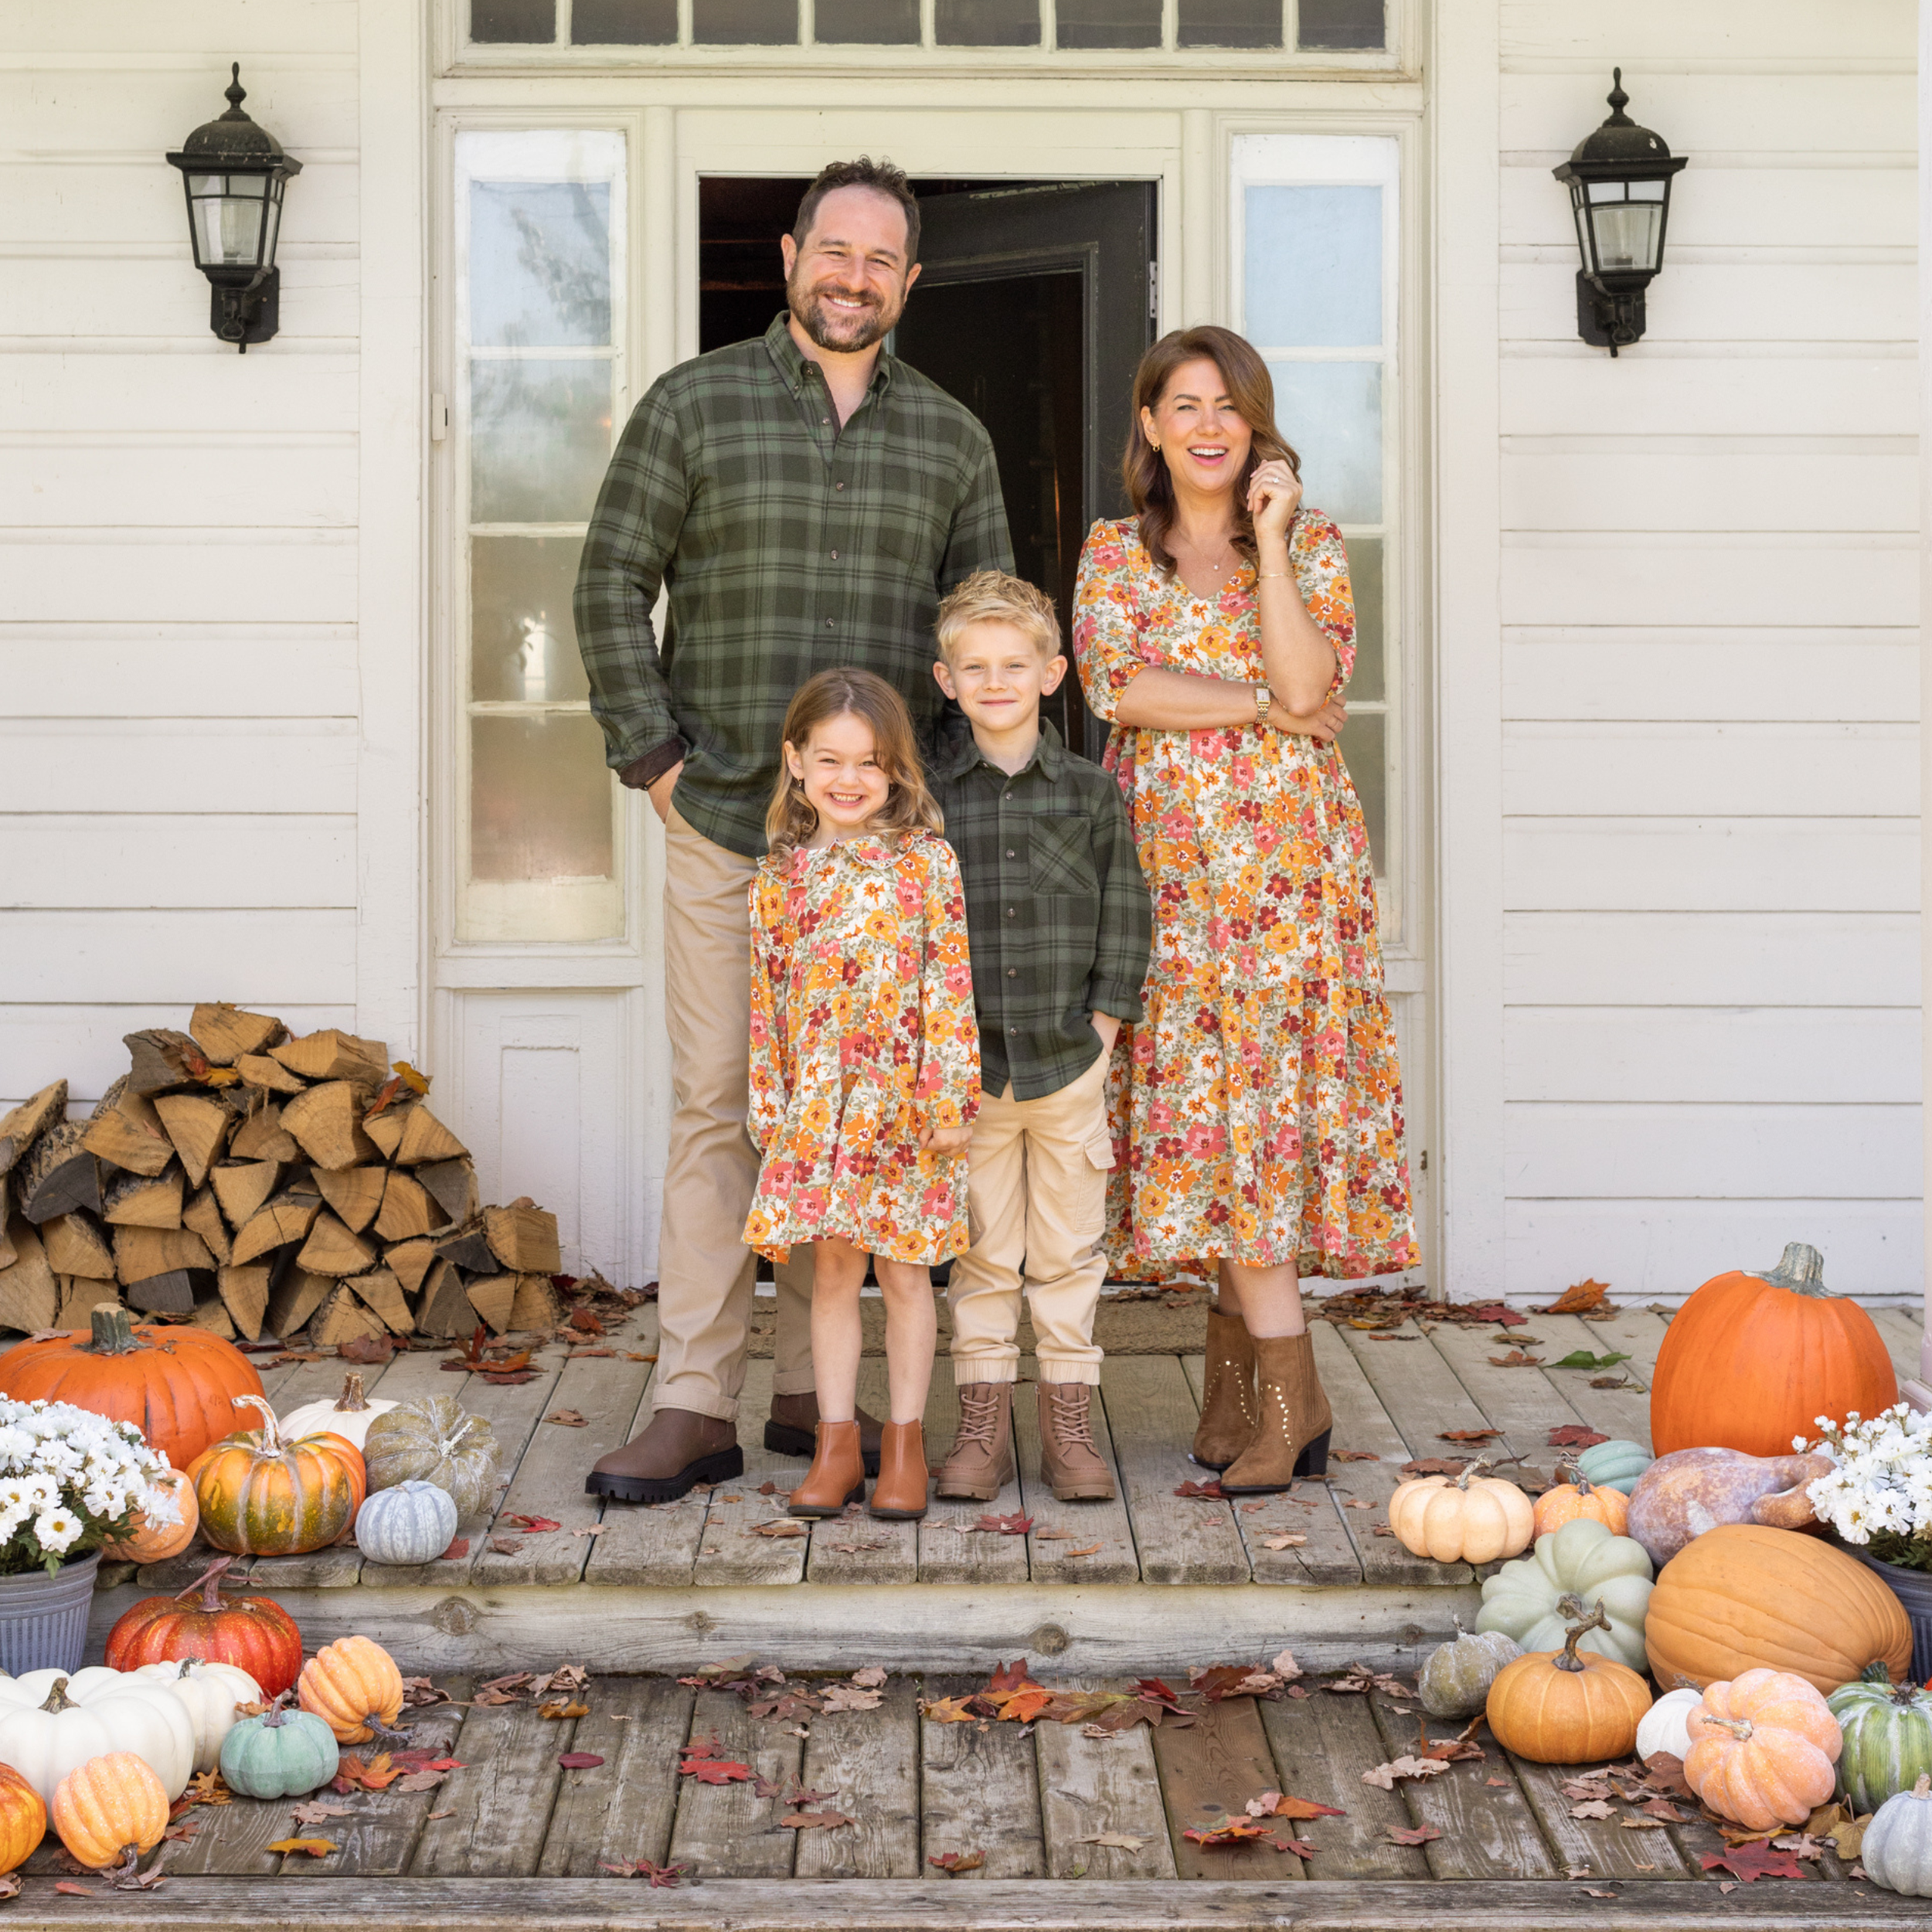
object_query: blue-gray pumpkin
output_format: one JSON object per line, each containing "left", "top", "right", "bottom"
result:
{"left": 1862, "top": 1774, "right": 1932, "bottom": 1896}
{"left": 1829, "top": 1663, "right": 1932, "bottom": 1813}
{"left": 1572, "top": 1439, "right": 1652, "bottom": 1497}
{"left": 354, "top": 1480, "right": 457, "bottom": 1566}
{"left": 219, "top": 1700, "right": 341, "bottom": 1799}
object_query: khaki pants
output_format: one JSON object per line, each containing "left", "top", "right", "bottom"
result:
{"left": 947, "top": 1053, "right": 1113, "bottom": 1388}
{"left": 655, "top": 805, "right": 815, "bottom": 1424}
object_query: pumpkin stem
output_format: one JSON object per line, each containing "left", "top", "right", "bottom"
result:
{"left": 1862, "top": 1659, "right": 1897, "bottom": 1686}
{"left": 1749, "top": 1241, "right": 1832, "bottom": 1298}
{"left": 1553, "top": 1594, "right": 1611, "bottom": 1672}
{"left": 83, "top": 1302, "right": 142, "bottom": 1355}
{"left": 104, "top": 1847, "right": 146, "bottom": 1891}
{"left": 1914, "top": 1774, "right": 1931, "bottom": 1799}
{"left": 1555, "top": 1454, "right": 1594, "bottom": 1495}
{"left": 1697, "top": 1715, "right": 1753, "bottom": 1742}
{"left": 231, "top": 1393, "right": 284, "bottom": 1452}
{"left": 1455, "top": 1458, "right": 1493, "bottom": 1492}
{"left": 174, "top": 1553, "right": 237, "bottom": 1611}
{"left": 260, "top": 1691, "right": 292, "bottom": 1730}
{"left": 39, "top": 1678, "right": 74, "bottom": 1715}
{"left": 335, "top": 1373, "right": 370, "bottom": 1413}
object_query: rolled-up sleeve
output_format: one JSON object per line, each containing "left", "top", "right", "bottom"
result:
{"left": 1291, "top": 510, "right": 1357, "bottom": 691}
{"left": 1071, "top": 522, "right": 1149, "bottom": 723}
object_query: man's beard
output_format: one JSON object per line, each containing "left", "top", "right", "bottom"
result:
{"left": 787, "top": 270, "right": 902, "bottom": 352}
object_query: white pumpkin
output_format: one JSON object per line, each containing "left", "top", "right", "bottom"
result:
{"left": 281, "top": 1372, "right": 398, "bottom": 1452}
{"left": 130, "top": 1658, "right": 263, "bottom": 1773}
{"left": 0, "top": 1674, "right": 195, "bottom": 1805}
{"left": 1636, "top": 1685, "right": 1702, "bottom": 1764}
{"left": 1865, "top": 1774, "right": 1932, "bottom": 1897}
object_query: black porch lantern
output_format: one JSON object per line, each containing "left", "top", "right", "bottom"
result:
{"left": 165, "top": 65, "right": 301, "bottom": 352}
{"left": 1553, "top": 70, "right": 1687, "bottom": 355}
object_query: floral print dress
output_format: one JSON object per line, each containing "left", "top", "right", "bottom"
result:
{"left": 1072, "top": 511, "right": 1419, "bottom": 1282}
{"left": 743, "top": 828, "right": 981, "bottom": 1266}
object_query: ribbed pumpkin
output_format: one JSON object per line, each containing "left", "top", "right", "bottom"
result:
{"left": 1485, "top": 1599, "right": 1653, "bottom": 1764}
{"left": 1477, "top": 1518, "right": 1655, "bottom": 1673}
{"left": 100, "top": 1466, "right": 199, "bottom": 1566}
{"left": 51, "top": 1752, "right": 168, "bottom": 1874}
{"left": 298, "top": 1635, "right": 403, "bottom": 1744}
{"left": 1645, "top": 1523, "right": 1911, "bottom": 1696}
{"left": 1682, "top": 1668, "right": 1842, "bottom": 1830}
{"left": 1863, "top": 1775, "right": 1932, "bottom": 1896}
{"left": 0, "top": 1764, "right": 46, "bottom": 1875}
{"left": 355, "top": 1481, "right": 457, "bottom": 1566}
{"left": 1650, "top": 1243, "right": 1896, "bottom": 1458}
{"left": 1531, "top": 1460, "right": 1630, "bottom": 1539}
{"left": 281, "top": 1372, "right": 398, "bottom": 1453}
{"left": 1572, "top": 1438, "right": 1652, "bottom": 1496}
{"left": 103, "top": 1555, "right": 304, "bottom": 1697}
{"left": 0, "top": 1304, "right": 264, "bottom": 1471}
{"left": 1636, "top": 1685, "right": 1703, "bottom": 1763}
{"left": 0, "top": 1675, "right": 194, "bottom": 1807}
{"left": 219, "top": 1695, "right": 340, "bottom": 1800}
{"left": 1829, "top": 1663, "right": 1932, "bottom": 1812}
{"left": 1388, "top": 1461, "right": 1535, "bottom": 1565}
{"left": 128, "top": 1658, "right": 262, "bottom": 1774}
{"left": 362, "top": 1396, "right": 498, "bottom": 1519}
{"left": 1418, "top": 1621, "right": 1522, "bottom": 1721}
{"left": 189, "top": 1395, "right": 365, "bottom": 1556}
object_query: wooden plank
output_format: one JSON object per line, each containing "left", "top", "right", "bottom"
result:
{"left": 918, "top": 1672, "right": 1046, "bottom": 1879}
{"left": 1335, "top": 1321, "right": 1506, "bottom": 1453}
{"left": 918, "top": 1371, "right": 1031, "bottom": 1586}
{"left": 1525, "top": 1312, "right": 1655, "bottom": 1451}
{"left": 666, "top": 1687, "right": 806, "bottom": 1879}
{"left": 690, "top": 1357, "right": 808, "bottom": 1587}
{"left": 410, "top": 1692, "right": 573, "bottom": 1878}
{"left": 1509, "top": 1758, "right": 1692, "bottom": 1883}
{"left": 537, "top": 1677, "right": 696, "bottom": 1878}
{"left": 1256, "top": 1685, "right": 1427, "bottom": 1879}
{"left": 794, "top": 1674, "right": 922, "bottom": 1878}
{"left": 1033, "top": 1679, "right": 1177, "bottom": 1880}
{"left": 1098, "top": 1355, "right": 1248, "bottom": 1585}
{"left": 1425, "top": 1318, "right": 1587, "bottom": 1461}
{"left": 1871, "top": 1306, "right": 1924, "bottom": 1386}
{"left": 1014, "top": 1359, "right": 1139, "bottom": 1586}
{"left": 804, "top": 1357, "right": 916, "bottom": 1587}
{"left": 1148, "top": 1695, "right": 1304, "bottom": 1882}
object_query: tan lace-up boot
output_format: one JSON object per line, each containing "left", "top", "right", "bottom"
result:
{"left": 1220, "top": 1331, "right": 1332, "bottom": 1495}
{"left": 1037, "top": 1383, "right": 1116, "bottom": 1501}
{"left": 934, "top": 1383, "right": 1015, "bottom": 1500}
{"left": 1191, "top": 1304, "right": 1258, "bottom": 1470}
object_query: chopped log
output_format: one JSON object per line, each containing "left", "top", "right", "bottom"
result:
{"left": 396, "top": 1106, "right": 468, "bottom": 1167}
{"left": 102, "top": 1164, "right": 182, "bottom": 1231}
{"left": 264, "top": 1265, "right": 332, "bottom": 1339}
{"left": 19, "top": 1121, "right": 103, "bottom": 1224}
{"left": 436, "top": 1223, "right": 498, "bottom": 1277}
{"left": 0, "top": 1081, "right": 67, "bottom": 1179}
{"left": 312, "top": 1282, "right": 386, "bottom": 1349}
{"left": 235, "top": 1053, "right": 304, "bottom": 1096}
{"left": 362, "top": 1106, "right": 409, "bottom": 1162}
{"left": 508, "top": 1273, "right": 561, "bottom": 1332}
{"left": 464, "top": 1272, "right": 517, "bottom": 1336}
{"left": 210, "top": 1159, "right": 281, "bottom": 1230}
{"left": 53, "top": 1277, "right": 109, "bottom": 1330}
{"left": 485, "top": 1202, "right": 562, "bottom": 1275}
{"left": 127, "top": 1270, "right": 202, "bottom": 1316}
{"left": 270, "top": 1029, "right": 389, "bottom": 1087}
{"left": 316, "top": 1165, "right": 386, "bottom": 1234}
{"left": 155, "top": 1094, "right": 230, "bottom": 1192}
{"left": 0, "top": 1212, "right": 15, "bottom": 1271}
{"left": 217, "top": 1263, "right": 270, "bottom": 1342}
{"left": 295, "top": 1209, "right": 376, "bottom": 1277}
{"left": 386, "top": 1237, "right": 439, "bottom": 1297}
{"left": 349, "top": 1267, "right": 413, "bottom": 1335}
{"left": 284, "top": 1165, "right": 323, "bottom": 1199}
{"left": 114, "top": 1223, "right": 216, "bottom": 1287}
{"left": 416, "top": 1258, "right": 474, "bottom": 1338}
{"left": 230, "top": 1102, "right": 299, "bottom": 1163}
{"left": 230, "top": 1192, "right": 321, "bottom": 1266}
{"left": 41, "top": 1212, "right": 115, "bottom": 1281}
{"left": 80, "top": 1087, "right": 175, "bottom": 1178}
{"left": 187, "top": 1294, "right": 236, "bottom": 1341}
{"left": 0, "top": 1217, "right": 59, "bottom": 1334}
{"left": 281, "top": 1082, "right": 376, "bottom": 1172}
{"left": 182, "top": 1186, "right": 231, "bottom": 1267}
{"left": 122, "top": 1029, "right": 210, "bottom": 1097}
{"left": 417, "top": 1158, "right": 478, "bottom": 1227}
{"left": 189, "top": 1002, "right": 284, "bottom": 1066}
{"left": 373, "top": 1169, "right": 442, "bottom": 1243}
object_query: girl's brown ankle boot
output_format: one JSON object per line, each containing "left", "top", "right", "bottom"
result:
{"left": 1192, "top": 1304, "right": 1258, "bottom": 1470}
{"left": 869, "top": 1420, "right": 929, "bottom": 1519}
{"left": 787, "top": 1419, "right": 866, "bottom": 1516}
{"left": 1219, "top": 1332, "right": 1332, "bottom": 1495}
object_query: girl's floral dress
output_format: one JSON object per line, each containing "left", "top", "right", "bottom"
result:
{"left": 744, "top": 828, "right": 981, "bottom": 1266}
{"left": 1072, "top": 510, "right": 1420, "bottom": 1282}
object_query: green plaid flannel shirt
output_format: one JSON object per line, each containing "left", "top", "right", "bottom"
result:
{"left": 934, "top": 721, "right": 1151, "bottom": 1100}
{"left": 574, "top": 313, "right": 1014, "bottom": 858}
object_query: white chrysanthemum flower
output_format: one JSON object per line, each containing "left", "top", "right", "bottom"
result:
{"left": 32, "top": 1510, "right": 80, "bottom": 1555}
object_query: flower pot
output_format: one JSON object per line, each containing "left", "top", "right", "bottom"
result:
{"left": 0, "top": 1554, "right": 99, "bottom": 1678}
{"left": 1843, "top": 1542, "right": 1932, "bottom": 1684}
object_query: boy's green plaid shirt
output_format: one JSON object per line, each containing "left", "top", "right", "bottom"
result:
{"left": 575, "top": 313, "right": 1013, "bottom": 859}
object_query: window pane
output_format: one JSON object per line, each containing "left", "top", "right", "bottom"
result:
{"left": 1336, "top": 707, "right": 1385, "bottom": 874}
{"left": 471, "top": 360, "right": 614, "bottom": 525}
{"left": 1244, "top": 185, "right": 1381, "bottom": 349}
{"left": 471, "top": 0, "right": 555, "bottom": 39}
{"left": 1057, "top": 0, "right": 1161, "bottom": 47}
{"left": 1341, "top": 533, "right": 1383, "bottom": 702}
{"left": 937, "top": 0, "right": 1040, "bottom": 46}
{"left": 573, "top": 0, "right": 676, "bottom": 39}
{"left": 816, "top": 0, "right": 920, "bottom": 39}
{"left": 1179, "top": 0, "right": 1281, "bottom": 47}
{"left": 472, "top": 536, "right": 590, "bottom": 703}
{"left": 470, "top": 183, "right": 612, "bottom": 348}
{"left": 693, "top": 0, "right": 798, "bottom": 40}
{"left": 1297, "top": 0, "right": 1383, "bottom": 48}
{"left": 471, "top": 714, "right": 614, "bottom": 883}
{"left": 1268, "top": 360, "right": 1381, "bottom": 525}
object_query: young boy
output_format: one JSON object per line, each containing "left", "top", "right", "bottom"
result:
{"left": 929, "top": 572, "right": 1152, "bottom": 1502}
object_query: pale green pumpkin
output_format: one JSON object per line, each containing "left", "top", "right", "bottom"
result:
{"left": 362, "top": 1396, "right": 498, "bottom": 1520}
{"left": 1572, "top": 1438, "right": 1652, "bottom": 1496}
{"left": 1830, "top": 1663, "right": 1932, "bottom": 1813}
{"left": 1476, "top": 1517, "right": 1655, "bottom": 1672}
{"left": 1862, "top": 1775, "right": 1932, "bottom": 1897}
{"left": 1419, "top": 1621, "right": 1522, "bottom": 1720}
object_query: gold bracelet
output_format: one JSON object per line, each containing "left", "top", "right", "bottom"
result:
{"left": 1253, "top": 683, "right": 1270, "bottom": 729}
{"left": 1257, "top": 570, "right": 1288, "bottom": 580}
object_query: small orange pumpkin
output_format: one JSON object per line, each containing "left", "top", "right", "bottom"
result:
{"left": 1532, "top": 1458, "right": 1631, "bottom": 1539}
{"left": 298, "top": 1635, "right": 404, "bottom": 1744}
{"left": 1682, "top": 1668, "right": 1842, "bottom": 1830}
{"left": 0, "top": 1764, "right": 46, "bottom": 1875}
{"left": 189, "top": 1396, "right": 366, "bottom": 1557}
{"left": 101, "top": 1467, "right": 199, "bottom": 1565}
{"left": 1485, "top": 1597, "right": 1653, "bottom": 1764}
{"left": 51, "top": 1752, "right": 168, "bottom": 1875}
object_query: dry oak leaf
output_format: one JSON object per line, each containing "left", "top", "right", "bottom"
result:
{"left": 1332, "top": 1449, "right": 1379, "bottom": 1461}
{"left": 1540, "top": 1278, "right": 1610, "bottom": 1315}
{"left": 538, "top": 1699, "right": 590, "bottom": 1719}
{"left": 290, "top": 1801, "right": 351, "bottom": 1826}
{"left": 333, "top": 1753, "right": 400, "bottom": 1792}
{"left": 1261, "top": 1533, "right": 1308, "bottom": 1549}
{"left": 1248, "top": 1793, "right": 1346, "bottom": 1821}
{"left": 1548, "top": 1423, "right": 1611, "bottom": 1450}
{"left": 600, "top": 1858, "right": 685, "bottom": 1886}
{"left": 501, "top": 1512, "right": 562, "bottom": 1532}
{"left": 1080, "top": 1832, "right": 1150, "bottom": 1851}
{"left": 974, "top": 1512, "right": 1033, "bottom": 1536}
{"left": 182, "top": 1770, "right": 232, "bottom": 1807}
{"left": 267, "top": 1838, "right": 338, "bottom": 1857}
{"left": 0, "top": 1876, "right": 18, "bottom": 1899}
{"left": 1386, "top": 1825, "right": 1440, "bottom": 1845}
{"left": 781, "top": 1811, "right": 854, "bottom": 1831}
{"left": 1183, "top": 1815, "right": 1276, "bottom": 1847}
{"left": 1488, "top": 1350, "right": 1543, "bottom": 1368}
{"left": 1439, "top": 1427, "right": 1502, "bottom": 1444}
{"left": 820, "top": 1683, "right": 885, "bottom": 1713}
{"left": 1362, "top": 1756, "right": 1451, "bottom": 1790}
{"left": 1701, "top": 1845, "right": 1805, "bottom": 1883}
{"left": 545, "top": 1409, "right": 588, "bottom": 1427}
{"left": 488, "top": 1534, "right": 522, "bottom": 1554}
{"left": 437, "top": 1537, "right": 470, "bottom": 1560}
{"left": 750, "top": 1518, "right": 808, "bottom": 1538}
{"left": 52, "top": 1883, "right": 95, "bottom": 1896}
{"left": 928, "top": 1850, "right": 986, "bottom": 1874}
{"left": 570, "top": 1523, "right": 606, "bottom": 1538}
{"left": 851, "top": 1666, "right": 888, "bottom": 1689}
{"left": 1173, "top": 1479, "right": 1224, "bottom": 1499}
{"left": 1569, "top": 1799, "right": 1617, "bottom": 1819}
{"left": 557, "top": 1752, "right": 607, "bottom": 1770}
{"left": 677, "top": 1754, "right": 750, "bottom": 1783}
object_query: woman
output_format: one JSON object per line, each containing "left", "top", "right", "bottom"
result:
{"left": 1073, "top": 325, "right": 1419, "bottom": 1495}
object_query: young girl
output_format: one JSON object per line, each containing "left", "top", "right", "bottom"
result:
{"left": 744, "top": 668, "right": 980, "bottom": 1522}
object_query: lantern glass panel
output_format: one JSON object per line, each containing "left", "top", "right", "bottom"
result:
{"left": 1585, "top": 182, "right": 1665, "bottom": 274}
{"left": 189, "top": 174, "right": 270, "bottom": 268}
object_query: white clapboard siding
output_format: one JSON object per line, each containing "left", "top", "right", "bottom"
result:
{"left": 0, "top": 163, "right": 359, "bottom": 250}
{"left": 0, "top": 262, "right": 362, "bottom": 354}
{"left": 1505, "top": 912, "right": 1920, "bottom": 1008}
{"left": 0, "top": 355, "right": 358, "bottom": 434}
{"left": 1505, "top": 1007, "right": 1922, "bottom": 1105}
{"left": 8, "top": 0, "right": 359, "bottom": 55}
{"left": 1503, "top": 632, "right": 1920, "bottom": 722}
{"left": 1501, "top": 0, "right": 1916, "bottom": 63}
{"left": 0, "top": 721, "right": 355, "bottom": 815}
{"left": 0, "top": 910, "right": 355, "bottom": 1005}
{"left": 0, "top": 629, "right": 360, "bottom": 719}
{"left": 2, "top": 815, "right": 355, "bottom": 910}
{"left": 0, "top": 69, "right": 359, "bottom": 158}
{"left": 0, "top": 437, "right": 359, "bottom": 529}
{"left": 5, "top": 531, "right": 358, "bottom": 626}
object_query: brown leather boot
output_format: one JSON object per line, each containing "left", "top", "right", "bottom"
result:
{"left": 1038, "top": 1383, "right": 1116, "bottom": 1502}
{"left": 1192, "top": 1304, "right": 1258, "bottom": 1470}
{"left": 765, "top": 1390, "right": 883, "bottom": 1475}
{"left": 585, "top": 1407, "right": 742, "bottom": 1504}
{"left": 869, "top": 1420, "right": 929, "bottom": 1520}
{"left": 786, "top": 1420, "right": 866, "bottom": 1517}
{"left": 934, "top": 1383, "right": 1015, "bottom": 1500}
{"left": 1220, "top": 1331, "right": 1332, "bottom": 1495}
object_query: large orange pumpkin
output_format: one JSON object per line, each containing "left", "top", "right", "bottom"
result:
{"left": 1650, "top": 1243, "right": 1896, "bottom": 1458}
{"left": 103, "top": 1556, "right": 304, "bottom": 1696}
{"left": 0, "top": 1764, "right": 46, "bottom": 1875}
{"left": 1646, "top": 1522, "right": 1911, "bottom": 1696}
{"left": 188, "top": 1396, "right": 365, "bottom": 1557}
{"left": 298, "top": 1635, "right": 405, "bottom": 1743}
{"left": 51, "top": 1753, "right": 168, "bottom": 1874}
{"left": 101, "top": 1467, "right": 199, "bottom": 1565}
{"left": 0, "top": 1303, "right": 264, "bottom": 1471}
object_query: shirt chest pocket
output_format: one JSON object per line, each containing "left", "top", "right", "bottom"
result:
{"left": 1026, "top": 817, "right": 1099, "bottom": 897}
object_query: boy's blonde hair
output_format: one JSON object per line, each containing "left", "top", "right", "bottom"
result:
{"left": 765, "top": 667, "right": 944, "bottom": 859}
{"left": 934, "top": 570, "right": 1062, "bottom": 665}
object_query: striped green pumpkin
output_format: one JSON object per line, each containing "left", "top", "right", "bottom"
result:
{"left": 1571, "top": 1438, "right": 1652, "bottom": 1497}
{"left": 1829, "top": 1662, "right": 1932, "bottom": 1812}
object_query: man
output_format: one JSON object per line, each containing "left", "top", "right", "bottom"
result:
{"left": 574, "top": 157, "right": 1014, "bottom": 1502}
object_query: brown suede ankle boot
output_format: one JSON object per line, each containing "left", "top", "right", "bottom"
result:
{"left": 786, "top": 1419, "right": 866, "bottom": 1517}
{"left": 869, "top": 1420, "right": 929, "bottom": 1519}
{"left": 1038, "top": 1383, "right": 1116, "bottom": 1502}
{"left": 934, "top": 1384, "right": 1014, "bottom": 1500}
{"left": 1192, "top": 1304, "right": 1258, "bottom": 1470}
{"left": 1220, "top": 1331, "right": 1332, "bottom": 1495}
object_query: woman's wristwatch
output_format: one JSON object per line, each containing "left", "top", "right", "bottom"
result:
{"left": 1253, "top": 683, "right": 1271, "bottom": 730}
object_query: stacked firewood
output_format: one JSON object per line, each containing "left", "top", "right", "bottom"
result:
{"left": 0, "top": 1004, "right": 562, "bottom": 1345}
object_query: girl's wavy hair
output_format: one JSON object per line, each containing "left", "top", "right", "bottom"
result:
{"left": 765, "top": 667, "right": 943, "bottom": 859}
{"left": 1121, "top": 325, "right": 1301, "bottom": 577}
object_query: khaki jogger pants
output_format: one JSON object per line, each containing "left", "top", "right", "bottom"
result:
{"left": 654, "top": 804, "right": 815, "bottom": 1424}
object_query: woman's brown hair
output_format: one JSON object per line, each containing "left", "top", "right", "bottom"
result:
{"left": 1121, "top": 325, "right": 1301, "bottom": 577}
{"left": 764, "top": 667, "right": 944, "bottom": 859}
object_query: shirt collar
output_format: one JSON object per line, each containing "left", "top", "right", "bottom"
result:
{"left": 761, "top": 311, "right": 896, "bottom": 402}
{"left": 941, "top": 716, "right": 1066, "bottom": 781}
